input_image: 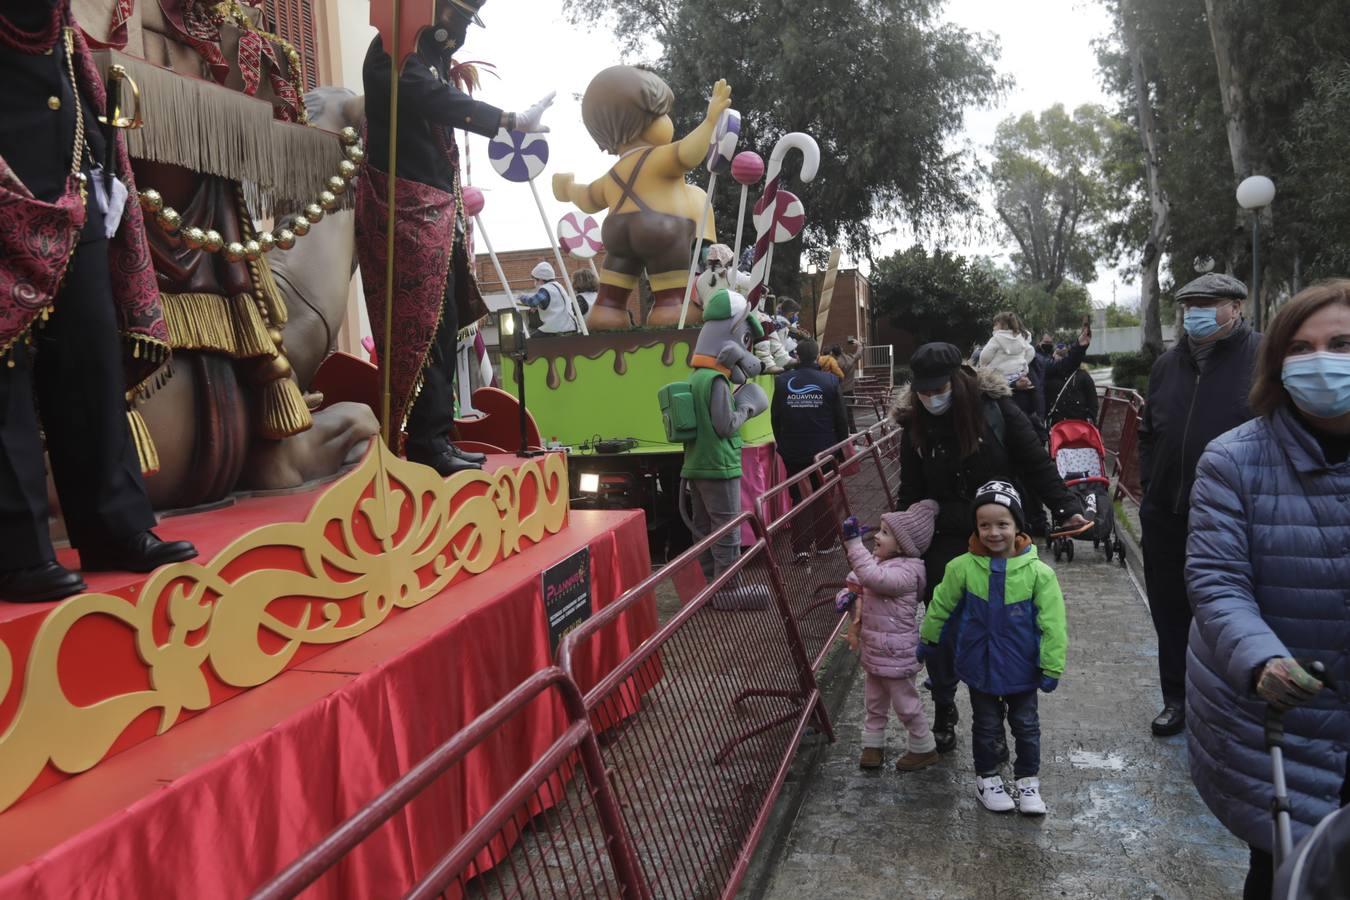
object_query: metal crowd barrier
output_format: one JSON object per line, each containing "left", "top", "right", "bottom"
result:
{"left": 252, "top": 668, "right": 645, "bottom": 900}
{"left": 813, "top": 431, "right": 894, "bottom": 531}
{"left": 1098, "top": 387, "right": 1146, "bottom": 503}
{"left": 754, "top": 465, "right": 852, "bottom": 672}
{"left": 559, "top": 513, "right": 830, "bottom": 900}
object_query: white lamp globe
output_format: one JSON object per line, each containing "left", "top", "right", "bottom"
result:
{"left": 1237, "top": 175, "right": 1277, "bottom": 210}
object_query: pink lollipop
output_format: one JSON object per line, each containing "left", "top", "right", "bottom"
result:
{"left": 732, "top": 151, "right": 765, "bottom": 185}
{"left": 557, "top": 211, "right": 603, "bottom": 259}
{"left": 730, "top": 151, "right": 765, "bottom": 267}
{"left": 462, "top": 185, "right": 485, "bottom": 218}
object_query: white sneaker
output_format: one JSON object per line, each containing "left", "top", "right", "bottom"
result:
{"left": 1015, "top": 777, "right": 1046, "bottom": 815}
{"left": 975, "top": 776, "right": 1014, "bottom": 812}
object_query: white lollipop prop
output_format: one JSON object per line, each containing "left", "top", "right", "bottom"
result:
{"left": 678, "top": 108, "right": 741, "bottom": 328}
{"left": 558, "top": 211, "right": 604, "bottom": 281}
{"left": 488, "top": 128, "right": 589, "bottom": 335}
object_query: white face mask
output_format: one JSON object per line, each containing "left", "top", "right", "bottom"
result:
{"left": 920, "top": 390, "right": 953, "bottom": 415}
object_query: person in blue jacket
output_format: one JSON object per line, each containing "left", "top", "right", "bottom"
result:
{"left": 1185, "top": 280, "right": 1350, "bottom": 900}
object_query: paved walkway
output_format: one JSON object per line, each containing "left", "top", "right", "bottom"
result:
{"left": 752, "top": 544, "right": 1247, "bottom": 899}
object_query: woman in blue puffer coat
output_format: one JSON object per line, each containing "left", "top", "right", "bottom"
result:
{"left": 1186, "top": 281, "right": 1350, "bottom": 900}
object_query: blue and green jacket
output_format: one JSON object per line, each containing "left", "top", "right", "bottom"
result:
{"left": 919, "top": 537, "right": 1067, "bottom": 695}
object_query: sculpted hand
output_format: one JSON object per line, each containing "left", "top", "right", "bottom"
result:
{"left": 517, "top": 92, "right": 555, "bottom": 133}
{"left": 733, "top": 382, "right": 769, "bottom": 417}
{"left": 706, "top": 79, "right": 732, "bottom": 122}
{"left": 1256, "top": 657, "right": 1324, "bottom": 711}
{"left": 552, "top": 172, "right": 575, "bottom": 202}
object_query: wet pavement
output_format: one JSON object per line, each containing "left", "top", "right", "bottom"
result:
{"left": 748, "top": 540, "right": 1247, "bottom": 900}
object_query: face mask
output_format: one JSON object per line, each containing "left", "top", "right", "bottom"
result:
{"left": 920, "top": 390, "right": 952, "bottom": 415}
{"left": 1039, "top": 343, "right": 1054, "bottom": 355}
{"left": 1183, "top": 306, "right": 1221, "bottom": 339}
{"left": 1282, "top": 352, "right": 1350, "bottom": 419}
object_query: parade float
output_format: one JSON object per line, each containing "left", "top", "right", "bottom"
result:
{"left": 461, "top": 63, "right": 822, "bottom": 557}
{"left": 0, "top": 3, "right": 656, "bottom": 895}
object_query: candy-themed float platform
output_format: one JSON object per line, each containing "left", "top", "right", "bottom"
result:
{"left": 0, "top": 442, "right": 657, "bottom": 896}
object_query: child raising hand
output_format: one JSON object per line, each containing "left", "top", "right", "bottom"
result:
{"left": 837, "top": 501, "right": 940, "bottom": 773}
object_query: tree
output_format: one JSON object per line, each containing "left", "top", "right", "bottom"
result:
{"left": 1104, "top": 302, "right": 1141, "bottom": 327}
{"left": 987, "top": 104, "right": 1118, "bottom": 294}
{"left": 1284, "top": 62, "right": 1350, "bottom": 281}
{"left": 564, "top": 0, "right": 1005, "bottom": 296}
{"left": 869, "top": 246, "right": 1005, "bottom": 354}
{"left": 1001, "top": 278, "right": 1092, "bottom": 336}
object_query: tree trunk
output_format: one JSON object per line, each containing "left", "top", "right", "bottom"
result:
{"left": 1124, "top": 0, "right": 1168, "bottom": 356}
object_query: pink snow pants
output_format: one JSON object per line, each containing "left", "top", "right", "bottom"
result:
{"left": 862, "top": 673, "right": 936, "bottom": 752}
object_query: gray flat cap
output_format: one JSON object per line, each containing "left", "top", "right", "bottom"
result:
{"left": 1176, "top": 272, "right": 1247, "bottom": 302}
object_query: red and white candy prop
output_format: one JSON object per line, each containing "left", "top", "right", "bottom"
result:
{"left": 753, "top": 188, "right": 805, "bottom": 243}
{"left": 488, "top": 129, "right": 589, "bottom": 334}
{"left": 463, "top": 184, "right": 529, "bottom": 338}
{"left": 747, "top": 133, "right": 820, "bottom": 308}
{"left": 678, "top": 108, "right": 741, "bottom": 328}
{"left": 730, "top": 151, "right": 765, "bottom": 270}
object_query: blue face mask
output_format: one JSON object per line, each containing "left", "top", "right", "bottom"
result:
{"left": 1183, "top": 306, "right": 1221, "bottom": 339}
{"left": 1282, "top": 352, "right": 1350, "bottom": 419}
{"left": 920, "top": 390, "right": 952, "bottom": 416}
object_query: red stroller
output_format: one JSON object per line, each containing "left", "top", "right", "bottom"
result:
{"left": 1048, "top": 419, "right": 1125, "bottom": 565}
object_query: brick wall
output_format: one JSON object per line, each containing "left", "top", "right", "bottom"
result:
{"left": 474, "top": 246, "right": 608, "bottom": 297}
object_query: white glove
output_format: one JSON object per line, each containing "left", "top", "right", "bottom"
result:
{"left": 516, "top": 92, "right": 556, "bottom": 133}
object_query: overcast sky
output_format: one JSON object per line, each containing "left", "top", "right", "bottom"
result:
{"left": 338, "top": 0, "right": 1132, "bottom": 305}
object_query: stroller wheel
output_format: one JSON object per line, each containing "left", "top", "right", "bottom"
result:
{"left": 1066, "top": 541, "right": 1075, "bottom": 562}
{"left": 1116, "top": 539, "right": 1127, "bottom": 567}
{"left": 1053, "top": 543, "right": 1062, "bottom": 562}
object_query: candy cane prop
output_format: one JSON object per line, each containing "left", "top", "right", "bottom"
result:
{"left": 462, "top": 185, "right": 528, "bottom": 338}
{"left": 488, "top": 128, "right": 590, "bottom": 335}
{"left": 730, "top": 151, "right": 764, "bottom": 269}
{"left": 746, "top": 133, "right": 821, "bottom": 308}
{"left": 677, "top": 108, "right": 740, "bottom": 329}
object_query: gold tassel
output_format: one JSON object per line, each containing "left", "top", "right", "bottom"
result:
{"left": 127, "top": 408, "right": 160, "bottom": 475}
{"left": 251, "top": 253, "right": 289, "bottom": 327}
{"left": 160, "top": 292, "right": 276, "bottom": 359}
{"left": 259, "top": 376, "right": 313, "bottom": 439}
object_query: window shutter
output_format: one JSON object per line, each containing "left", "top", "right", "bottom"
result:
{"left": 261, "top": 0, "right": 320, "bottom": 92}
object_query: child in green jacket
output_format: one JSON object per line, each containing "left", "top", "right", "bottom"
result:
{"left": 916, "top": 480, "right": 1067, "bottom": 816}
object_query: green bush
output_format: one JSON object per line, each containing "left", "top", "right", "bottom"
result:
{"left": 1111, "top": 350, "right": 1157, "bottom": 394}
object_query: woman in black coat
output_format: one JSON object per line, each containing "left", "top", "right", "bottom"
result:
{"left": 893, "top": 343, "right": 1088, "bottom": 754}
{"left": 1046, "top": 362, "right": 1100, "bottom": 426}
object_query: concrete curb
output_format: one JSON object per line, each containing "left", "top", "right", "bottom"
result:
{"left": 738, "top": 641, "right": 862, "bottom": 900}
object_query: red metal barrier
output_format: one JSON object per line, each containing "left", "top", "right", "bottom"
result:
{"left": 252, "top": 668, "right": 645, "bottom": 900}
{"left": 559, "top": 513, "right": 830, "bottom": 900}
{"left": 864, "top": 424, "right": 903, "bottom": 505}
{"left": 814, "top": 432, "right": 893, "bottom": 530}
{"left": 754, "top": 465, "right": 852, "bottom": 671}
{"left": 1099, "top": 387, "right": 1146, "bottom": 504}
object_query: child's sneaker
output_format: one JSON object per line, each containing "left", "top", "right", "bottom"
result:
{"left": 895, "top": 749, "right": 939, "bottom": 772}
{"left": 1015, "top": 777, "right": 1046, "bottom": 815}
{"left": 859, "top": 747, "right": 883, "bottom": 769}
{"left": 975, "top": 775, "right": 1015, "bottom": 812}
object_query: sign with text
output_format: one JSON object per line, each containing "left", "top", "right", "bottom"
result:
{"left": 543, "top": 547, "right": 592, "bottom": 653}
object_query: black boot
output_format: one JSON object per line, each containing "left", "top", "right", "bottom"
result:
{"left": 933, "top": 701, "right": 959, "bottom": 754}
{"left": 407, "top": 437, "right": 481, "bottom": 476}
{"left": 80, "top": 530, "right": 198, "bottom": 573}
{"left": 0, "top": 561, "right": 86, "bottom": 603}
{"left": 448, "top": 443, "right": 487, "bottom": 464}
{"left": 1151, "top": 701, "right": 1185, "bottom": 736}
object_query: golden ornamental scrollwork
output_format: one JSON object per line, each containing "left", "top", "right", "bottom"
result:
{"left": 0, "top": 443, "right": 568, "bottom": 813}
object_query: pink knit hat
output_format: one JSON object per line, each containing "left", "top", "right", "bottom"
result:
{"left": 880, "top": 500, "right": 939, "bottom": 557}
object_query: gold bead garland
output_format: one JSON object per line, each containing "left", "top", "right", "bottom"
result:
{"left": 137, "top": 131, "right": 363, "bottom": 258}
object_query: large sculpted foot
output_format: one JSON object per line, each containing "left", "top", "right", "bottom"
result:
{"left": 587, "top": 304, "right": 635, "bottom": 330}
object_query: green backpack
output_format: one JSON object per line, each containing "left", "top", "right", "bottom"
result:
{"left": 658, "top": 382, "right": 699, "bottom": 443}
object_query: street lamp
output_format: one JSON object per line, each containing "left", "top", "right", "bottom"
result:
{"left": 494, "top": 308, "right": 542, "bottom": 458}
{"left": 1237, "top": 175, "right": 1276, "bottom": 330}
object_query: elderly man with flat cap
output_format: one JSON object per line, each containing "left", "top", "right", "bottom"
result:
{"left": 1137, "top": 272, "right": 1261, "bottom": 737}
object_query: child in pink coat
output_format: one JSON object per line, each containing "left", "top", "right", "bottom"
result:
{"left": 838, "top": 500, "right": 940, "bottom": 772}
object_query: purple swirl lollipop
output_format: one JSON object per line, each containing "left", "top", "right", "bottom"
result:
{"left": 705, "top": 108, "right": 741, "bottom": 176}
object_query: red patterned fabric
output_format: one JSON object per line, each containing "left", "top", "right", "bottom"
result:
{"left": 0, "top": 16, "right": 167, "bottom": 392}
{"left": 78, "top": 0, "right": 133, "bottom": 50}
{"left": 355, "top": 165, "right": 456, "bottom": 446}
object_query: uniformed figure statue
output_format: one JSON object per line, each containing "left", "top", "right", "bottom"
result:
{"left": 356, "top": 0, "right": 553, "bottom": 475}
{"left": 0, "top": 0, "right": 197, "bottom": 604}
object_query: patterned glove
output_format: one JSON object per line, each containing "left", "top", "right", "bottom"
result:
{"left": 1039, "top": 673, "right": 1060, "bottom": 694}
{"left": 835, "top": 590, "right": 858, "bottom": 614}
{"left": 1256, "top": 657, "right": 1324, "bottom": 711}
{"left": 841, "top": 516, "right": 863, "bottom": 541}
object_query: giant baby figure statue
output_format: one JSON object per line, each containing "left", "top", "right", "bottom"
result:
{"left": 553, "top": 66, "right": 728, "bottom": 330}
